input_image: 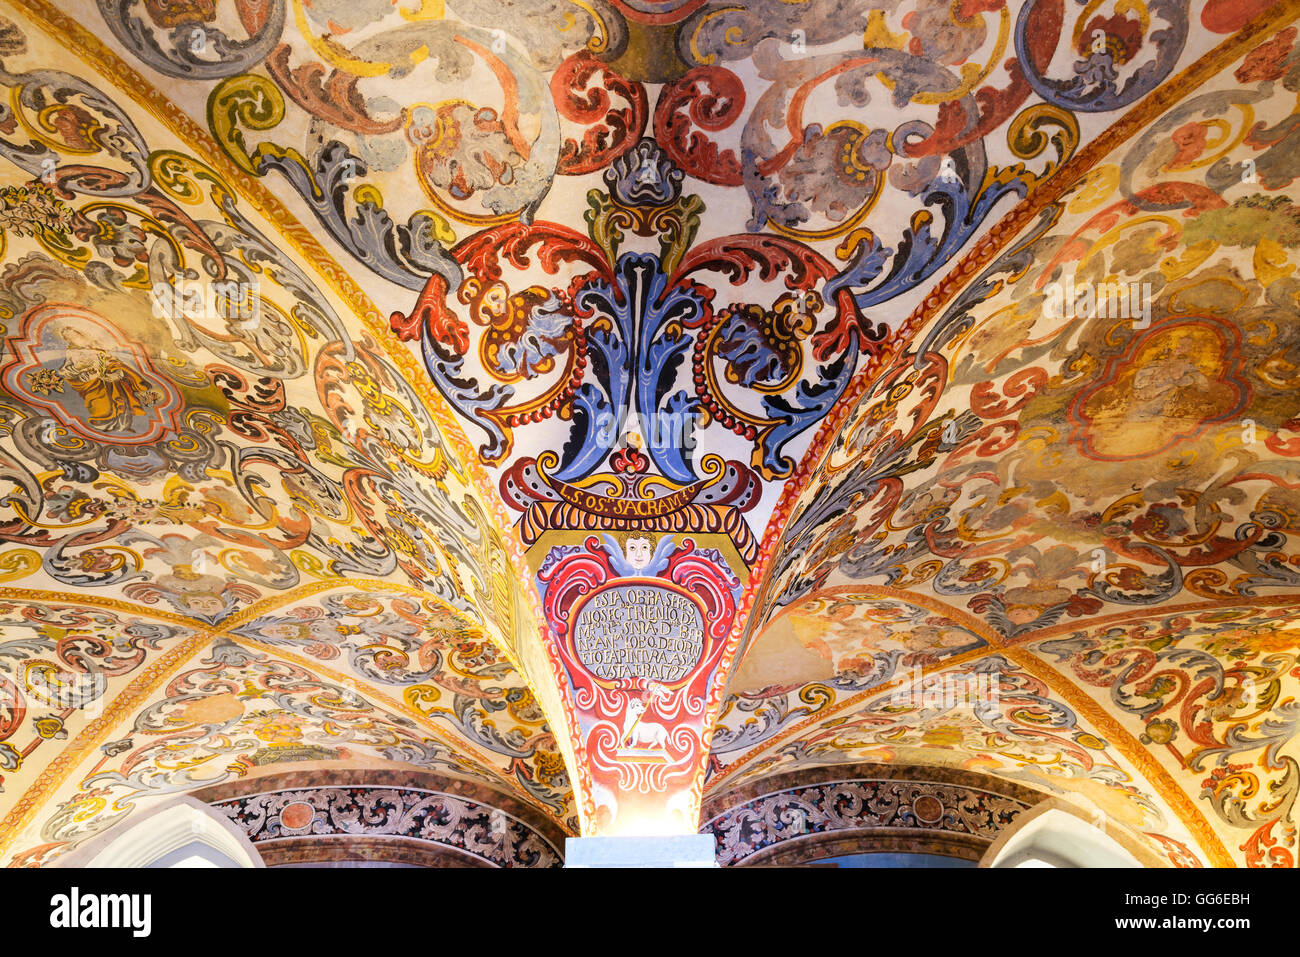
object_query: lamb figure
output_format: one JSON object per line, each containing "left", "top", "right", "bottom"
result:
{"left": 620, "top": 697, "right": 670, "bottom": 750}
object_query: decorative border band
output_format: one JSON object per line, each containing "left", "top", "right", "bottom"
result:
{"left": 703, "top": 771, "right": 1035, "bottom": 867}
{"left": 209, "top": 784, "right": 564, "bottom": 868}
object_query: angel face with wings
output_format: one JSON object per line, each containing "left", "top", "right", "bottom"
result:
{"left": 601, "top": 532, "right": 677, "bottom": 578}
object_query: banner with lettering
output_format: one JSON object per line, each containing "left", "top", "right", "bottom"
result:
{"left": 538, "top": 533, "right": 740, "bottom": 835}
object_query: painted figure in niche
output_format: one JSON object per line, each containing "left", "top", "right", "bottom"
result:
{"left": 1071, "top": 322, "right": 1246, "bottom": 460}
{"left": 1127, "top": 335, "right": 1214, "bottom": 420}
{"left": 53, "top": 326, "right": 163, "bottom": 433}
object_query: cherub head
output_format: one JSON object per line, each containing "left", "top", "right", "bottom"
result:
{"left": 182, "top": 591, "right": 225, "bottom": 615}
{"left": 624, "top": 534, "right": 654, "bottom": 572}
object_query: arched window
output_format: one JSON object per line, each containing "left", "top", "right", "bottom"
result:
{"left": 51, "top": 797, "right": 264, "bottom": 869}
{"left": 980, "top": 800, "right": 1161, "bottom": 868}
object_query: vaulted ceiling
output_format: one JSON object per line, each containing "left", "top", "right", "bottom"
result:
{"left": 0, "top": 0, "right": 1295, "bottom": 867}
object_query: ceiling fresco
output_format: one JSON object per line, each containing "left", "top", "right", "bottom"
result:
{"left": 0, "top": 0, "right": 1295, "bottom": 864}
{"left": 723, "top": 10, "right": 1300, "bottom": 868}
{"left": 0, "top": 0, "right": 578, "bottom": 865}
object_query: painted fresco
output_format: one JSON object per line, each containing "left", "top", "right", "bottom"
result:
{"left": 537, "top": 531, "right": 739, "bottom": 832}
{"left": 0, "top": 0, "right": 1294, "bottom": 862}
{"left": 726, "top": 17, "right": 1300, "bottom": 867}
{"left": 0, "top": 3, "right": 577, "bottom": 864}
